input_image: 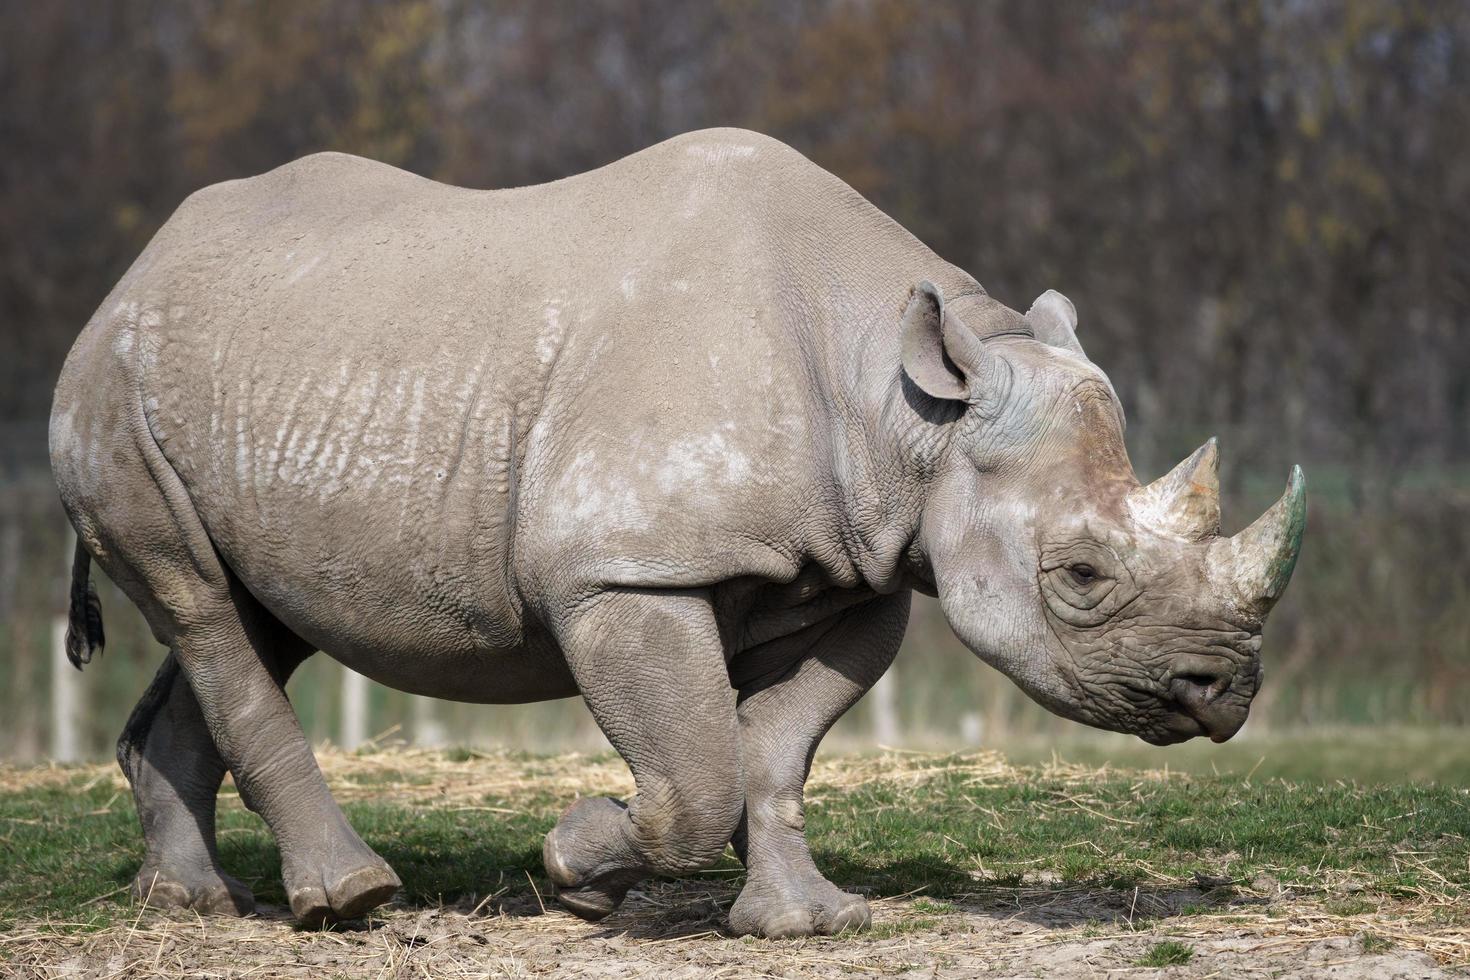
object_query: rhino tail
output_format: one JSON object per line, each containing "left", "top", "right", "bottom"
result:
{"left": 65, "top": 538, "right": 105, "bottom": 670}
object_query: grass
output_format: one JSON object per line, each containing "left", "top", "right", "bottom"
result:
{"left": 970, "top": 726, "right": 1470, "bottom": 785}
{"left": 0, "top": 746, "right": 1468, "bottom": 969}
{"left": 803, "top": 757, "right": 1470, "bottom": 905}
{"left": 1136, "top": 939, "right": 1195, "bottom": 966}
{"left": 2, "top": 748, "right": 1469, "bottom": 923}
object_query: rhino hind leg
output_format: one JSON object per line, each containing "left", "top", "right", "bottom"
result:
{"left": 728, "top": 595, "right": 909, "bottom": 938}
{"left": 118, "top": 645, "right": 313, "bottom": 916}
{"left": 162, "top": 574, "right": 399, "bottom": 927}
{"left": 66, "top": 424, "right": 398, "bottom": 925}
{"left": 542, "top": 589, "right": 744, "bottom": 920}
{"left": 118, "top": 653, "right": 253, "bottom": 915}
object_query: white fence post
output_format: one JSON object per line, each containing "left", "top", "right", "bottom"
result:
{"left": 412, "top": 695, "right": 446, "bottom": 748}
{"left": 870, "top": 667, "right": 899, "bottom": 747}
{"left": 340, "top": 666, "right": 368, "bottom": 751}
{"left": 51, "top": 531, "right": 84, "bottom": 762}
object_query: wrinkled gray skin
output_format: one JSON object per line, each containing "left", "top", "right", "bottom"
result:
{"left": 50, "top": 129, "right": 1305, "bottom": 938}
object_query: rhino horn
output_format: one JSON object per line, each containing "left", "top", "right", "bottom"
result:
{"left": 1127, "top": 439, "right": 1221, "bottom": 540}
{"left": 1213, "top": 466, "right": 1307, "bottom": 616}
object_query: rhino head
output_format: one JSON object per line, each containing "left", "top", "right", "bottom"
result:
{"left": 901, "top": 282, "right": 1305, "bottom": 745}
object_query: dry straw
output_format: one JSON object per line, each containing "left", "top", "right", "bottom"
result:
{"left": 1, "top": 748, "right": 1464, "bottom": 977}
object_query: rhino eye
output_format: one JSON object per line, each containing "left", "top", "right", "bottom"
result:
{"left": 1040, "top": 545, "right": 1131, "bottom": 624}
{"left": 1067, "top": 564, "right": 1099, "bottom": 588}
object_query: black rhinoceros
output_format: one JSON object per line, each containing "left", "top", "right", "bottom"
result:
{"left": 50, "top": 128, "right": 1304, "bottom": 937}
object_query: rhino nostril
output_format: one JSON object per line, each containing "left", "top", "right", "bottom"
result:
{"left": 1166, "top": 663, "right": 1245, "bottom": 742}
{"left": 1172, "top": 671, "right": 1231, "bottom": 705}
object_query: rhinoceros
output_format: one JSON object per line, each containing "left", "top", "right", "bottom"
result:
{"left": 50, "top": 128, "right": 1304, "bottom": 937}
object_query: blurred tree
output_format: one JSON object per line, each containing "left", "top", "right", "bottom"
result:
{"left": 1, "top": 0, "right": 1467, "bottom": 754}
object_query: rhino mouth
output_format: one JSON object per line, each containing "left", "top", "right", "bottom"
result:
{"left": 1140, "top": 714, "right": 1208, "bottom": 746}
{"left": 1143, "top": 706, "right": 1243, "bottom": 746}
{"left": 1056, "top": 640, "right": 1259, "bottom": 745}
{"left": 1168, "top": 673, "right": 1248, "bottom": 743}
{"left": 1132, "top": 665, "right": 1256, "bottom": 745}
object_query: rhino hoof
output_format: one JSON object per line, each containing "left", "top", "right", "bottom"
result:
{"left": 131, "top": 866, "right": 255, "bottom": 916}
{"left": 544, "top": 796, "right": 644, "bottom": 919}
{"left": 729, "top": 874, "right": 870, "bottom": 938}
{"left": 555, "top": 881, "right": 631, "bottom": 921}
{"left": 289, "top": 861, "right": 401, "bottom": 926}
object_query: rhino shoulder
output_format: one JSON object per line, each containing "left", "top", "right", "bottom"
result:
{"left": 623, "top": 129, "right": 841, "bottom": 200}
{"left": 194, "top": 151, "right": 424, "bottom": 213}
{"left": 659, "top": 127, "right": 803, "bottom": 163}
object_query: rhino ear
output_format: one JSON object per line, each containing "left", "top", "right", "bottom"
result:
{"left": 1026, "top": 289, "right": 1086, "bottom": 358}
{"left": 900, "top": 281, "right": 1000, "bottom": 402}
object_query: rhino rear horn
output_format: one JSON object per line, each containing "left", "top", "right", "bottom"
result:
{"left": 1128, "top": 439, "right": 1221, "bottom": 540}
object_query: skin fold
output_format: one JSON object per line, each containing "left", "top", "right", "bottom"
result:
{"left": 49, "top": 128, "right": 1304, "bottom": 937}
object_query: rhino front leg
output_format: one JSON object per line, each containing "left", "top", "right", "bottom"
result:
{"left": 542, "top": 589, "right": 744, "bottom": 920}
{"left": 728, "top": 594, "right": 909, "bottom": 938}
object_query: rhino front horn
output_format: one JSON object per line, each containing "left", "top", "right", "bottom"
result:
{"left": 1128, "top": 438, "right": 1221, "bottom": 540}
{"left": 1215, "top": 465, "right": 1307, "bottom": 615}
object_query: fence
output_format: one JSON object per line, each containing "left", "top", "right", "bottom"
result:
{"left": 2, "top": 450, "right": 1467, "bottom": 763}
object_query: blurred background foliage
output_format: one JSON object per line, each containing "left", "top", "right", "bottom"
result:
{"left": 1, "top": 0, "right": 1466, "bottom": 760}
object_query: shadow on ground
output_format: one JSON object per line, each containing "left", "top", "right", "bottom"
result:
{"left": 207, "top": 833, "right": 1263, "bottom": 941}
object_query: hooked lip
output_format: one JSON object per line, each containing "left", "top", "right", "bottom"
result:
{"left": 1168, "top": 675, "right": 1247, "bottom": 743}
{"left": 1141, "top": 713, "right": 1205, "bottom": 746}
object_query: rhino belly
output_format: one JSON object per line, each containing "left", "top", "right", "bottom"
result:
{"left": 196, "top": 496, "right": 585, "bottom": 702}
{"left": 208, "top": 491, "right": 578, "bottom": 702}
{"left": 140, "top": 314, "right": 576, "bottom": 702}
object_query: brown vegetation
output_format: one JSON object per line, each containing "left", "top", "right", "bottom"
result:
{"left": 1, "top": 1, "right": 1467, "bottom": 753}
{"left": 1, "top": 749, "right": 1465, "bottom": 977}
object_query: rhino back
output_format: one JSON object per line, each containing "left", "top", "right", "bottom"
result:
{"left": 81, "top": 129, "right": 953, "bottom": 682}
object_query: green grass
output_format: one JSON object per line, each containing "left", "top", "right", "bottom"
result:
{"left": 1325, "top": 896, "right": 1375, "bottom": 916}
{"left": 1136, "top": 940, "right": 1194, "bottom": 966}
{"left": 994, "top": 727, "right": 1470, "bottom": 785}
{"left": 802, "top": 760, "right": 1470, "bottom": 907}
{"left": 1, "top": 748, "right": 1468, "bottom": 936}
{"left": 0, "top": 775, "right": 568, "bottom": 930}
{"left": 908, "top": 898, "right": 956, "bottom": 914}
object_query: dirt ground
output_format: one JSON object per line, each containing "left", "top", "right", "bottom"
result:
{"left": 2, "top": 749, "right": 1464, "bottom": 978}
{"left": 2, "top": 879, "right": 1456, "bottom": 979}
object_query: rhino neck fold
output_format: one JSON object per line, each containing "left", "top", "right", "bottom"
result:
{"left": 820, "top": 286, "right": 967, "bottom": 597}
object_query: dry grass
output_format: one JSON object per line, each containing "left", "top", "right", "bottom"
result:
{"left": 1, "top": 747, "right": 1466, "bottom": 977}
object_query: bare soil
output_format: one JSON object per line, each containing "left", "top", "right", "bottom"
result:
{"left": 1, "top": 749, "right": 1464, "bottom": 978}
{"left": 2, "top": 881, "right": 1455, "bottom": 979}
